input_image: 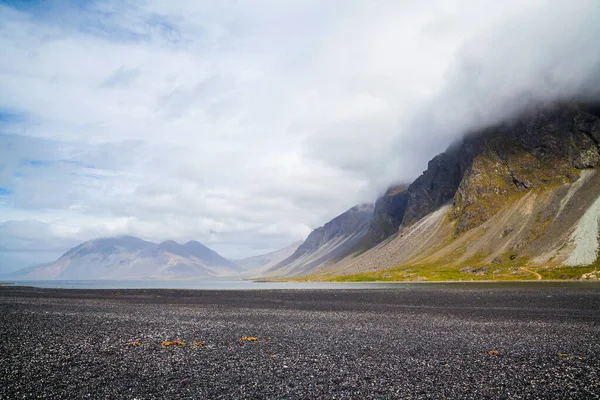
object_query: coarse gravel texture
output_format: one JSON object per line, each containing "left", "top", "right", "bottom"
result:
{"left": 1, "top": 285, "right": 600, "bottom": 399}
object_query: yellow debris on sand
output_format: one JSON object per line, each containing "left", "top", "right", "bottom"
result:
{"left": 161, "top": 340, "right": 185, "bottom": 347}
{"left": 192, "top": 341, "right": 206, "bottom": 347}
{"left": 240, "top": 336, "right": 259, "bottom": 342}
{"left": 488, "top": 350, "right": 499, "bottom": 356}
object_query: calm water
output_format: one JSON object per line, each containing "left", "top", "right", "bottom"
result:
{"left": 4, "top": 279, "right": 600, "bottom": 290}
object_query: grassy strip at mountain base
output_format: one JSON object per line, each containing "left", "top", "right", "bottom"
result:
{"left": 288, "top": 249, "right": 600, "bottom": 283}
{"left": 537, "top": 265, "right": 597, "bottom": 280}
{"left": 304, "top": 260, "right": 599, "bottom": 283}
{"left": 536, "top": 251, "right": 600, "bottom": 280}
{"left": 328, "top": 266, "right": 530, "bottom": 282}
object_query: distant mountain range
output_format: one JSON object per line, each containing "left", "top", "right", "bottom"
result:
{"left": 5, "top": 236, "right": 306, "bottom": 280}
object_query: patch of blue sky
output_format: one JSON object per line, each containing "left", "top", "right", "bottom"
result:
{"left": 0, "top": 187, "right": 13, "bottom": 196}
{"left": 2, "top": 0, "right": 96, "bottom": 18}
{"left": 80, "top": 19, "right": 150, "bottom": 44}
{"left": 80, "top": 12, "right": 186, "bottom": 47}
{"left": 20, "top": 159, "right": 96, "bottom": 169}
{"left": 2, "top": 0, "right": 184, "bottom": 46}
{"left": 0, "top": 109, "right": 26, "bottom": 124}
{"left": 20, "top": 160, "right": 50, "bottom": 168}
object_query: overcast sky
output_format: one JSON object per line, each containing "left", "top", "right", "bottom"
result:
{"left": 1, "top": 0, "right": 599, "bottom": 270}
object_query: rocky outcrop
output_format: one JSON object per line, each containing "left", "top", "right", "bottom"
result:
{"left": 452, "top": 105, "right": 600, "bottom": 234}
{"left": 400, "top": 104, "right": 600, "bottom": 235}
{"left": 401, "top": 146, "right": 471, "bottom": 227}
{"left": 369, "top": 185, "right": 409, "bottom": 243}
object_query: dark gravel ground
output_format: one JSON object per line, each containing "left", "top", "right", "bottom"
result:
{"left": 1, "top": 285, "right": 599, "bottom": 399}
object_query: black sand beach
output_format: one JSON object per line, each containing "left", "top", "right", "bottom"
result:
{"left": 1, "top": 285, "right": 599, "bottom": 399}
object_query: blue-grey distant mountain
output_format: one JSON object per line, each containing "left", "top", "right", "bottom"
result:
{"left": 9, "top": 236, "right": 240, "bottom": 280}
{"left": 62, "top": 236, "right": 153, "bottom": 258}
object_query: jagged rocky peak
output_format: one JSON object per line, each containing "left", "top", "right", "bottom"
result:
{"left": 399, "top": 103, "right": 600, "bottom": 235}
{"left": 401, "top": 141, "right": 476, "bottom": 228}
{"left": 369, "top": 184, "right": 409, "bottom": 244}
{"left": 452, "top": 104, "right": 600, "bottom": 234}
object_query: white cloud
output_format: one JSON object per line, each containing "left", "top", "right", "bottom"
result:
{"left": 0, "top": 0, "right": 598, "bottom": 266}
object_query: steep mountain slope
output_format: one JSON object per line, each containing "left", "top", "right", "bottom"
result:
{"left": 11, "top": 236, "right": 239, "bottom": 280}
{"left": 265, "top": 204, "right": 374, "bottom": 277}
{"left": 235, "top": 241, "right": 303, "bottom": 272}
{"left": 368, "top": 184, "right": 408, "bottom": 244}
{"left": 269, "top": 103, "right": 600, "bottom": 280}
{"left": 401, "top": 105, "right": 600, "bottom": 232}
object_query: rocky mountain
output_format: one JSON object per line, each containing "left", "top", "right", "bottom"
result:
{"left": 9, "top": 236, "right": 240, "bottom": 280}
{"left": 368, "top": 184, "right": 409, "bottom": 244}
{"left": 235, "top": 241, "right": 303, "bottom": 273}
{"left": 265, "top": 204, "right": 374, "bottom": 277}
{"left": 268, "top": 103, "right": 600, "bottom": 280}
